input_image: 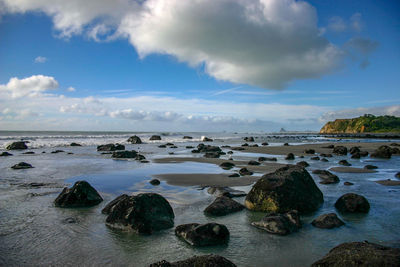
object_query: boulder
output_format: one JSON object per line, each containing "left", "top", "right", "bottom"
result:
{"left": 333, "top": 146, "right": 347, "bottom": 155}
{"left": 6, "top": 141, "right": 27, "bottom": 150}
{"left": 371, "top": 145, "right": 392, "bottom": 159}
{"left": 251, "top": 210, "right": 301, "bottom": 235}
{"left": 259, "top": 157, "right": 277, "bottom": 161}
{"left": 245, "top": 165, "right": 324, "bottom": 213}
{"left": 97, "top": 143, "right": 125, "bottom": 151}
{"left": 360, "top": 151, "right": 369, "bottom": 157}
{"left": 175, "top": 223, "right": 229, "bottom": 246}
{"left": 338, "top": 160, "right": 351, "bottom": 166}
{"left": 396, "top": 172, "right": 400, "bottom": 179}
{"left": 201, "top": 136, "right": 213, "bottom": 142}
{"left": 244, "top": 137, "right": 255, "bottom": 142}
{"left": 248, "top": 160, "right": 260, "bottom": 166}
{"left": 183, "top": 136, "right": 192, "bottom": 139}
{"left": 304, "top": 149, "right": 315, "bottom": 154}
{"left": 311, "top": 241, "right": 400, "bottom": 267}
{"left": 296, "top": 161, "right": 309, "bottom": 168}
{"left": 54, "top": 181, "right": 103, "bottom": 208}
{"left": 128, "top": 135, "right": 142, "bottom": 144}
{"left": 313, "top": 170, "right": 339, "bottom": 184}
{"left": 311, "top": 213, "right": 344, "bottom": 229}
{"left": 364, "top": 165, "right": 378, "bottom": 170}
{"left": 284, "top": 143, "right": 289, "bottom": 146}
{"left": 335, "top": 193, "right": 370, "bottom": 213}
{"left": 150, "top": 179, "right": 160, "bottom": 186}
{"left": 149, "top": 254, "right": 236, "bottom": 267}
{"left": 135, "top": 154, "right": 146, "bottom": 160}
{"left": 70, "top": 142, "right": 82, "bottom": 146}
{"left": 104, "top": 193, "right": 174, "bottom": 234}
{"left": 207, "top": 187, "right": 246, "bottom": 198}
{"left": 112, "top": 150, "right": 137, "bottom": 158}
{"left": 285, "top": 153, "right": 295, "bottom": 160}
{"left": 149, "top": 135, "right": 162, "bottom": 141}
{"left": 262, "top": 142, "right": 269, "bottom": 146}
{"left": 11, "top": 162, "right": 33, "bottom": 169}
{"left": 0, "top": 152, "right": 13, "bottom": 156}
{"left": 220, "top": 162, "right": 235, "bottom": 169}
{"left": 197, "top": 144, "right": 221, "bottom": 153}
{"left": 349, "top": 146, "right": 360, "bottom": 154}
{"left": 239, "top": 167, "right": 253, "bottom": 176}
{"left": 204, "top": 196, "right": 244, "bottom": 216}
{"left": 241, "top": 143, "right": 249, "bottom": 147}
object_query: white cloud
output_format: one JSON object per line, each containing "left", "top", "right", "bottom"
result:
{"left": 34, "top": 56, "right": 47, "bottom": 63}
{"left": 67, "top": 86, "right": 76, "bottom": 92}
{"left": 0, "top": 75, "right": 59, "bottom": 98}
{"left": 319, "top": 105, "right": 400, "bottom": 122}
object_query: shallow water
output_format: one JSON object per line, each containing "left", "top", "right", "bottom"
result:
{"left": 1, "top": 133, "right": 400, "bottom": 266}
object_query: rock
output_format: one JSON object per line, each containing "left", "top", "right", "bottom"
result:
{"left": 228, "top": 173, "right": 240, "bottom": 178}
{"left": 51, "top": 150, "right": 65, "bottom": 154}
{"left": 227, "top": 151, "right": 233, "bottom": 154}
{"left": 207, "top": 187, "right": 246, "bottom": 198}
{"left": 220, "top": 162, "right": 235, "bottom": 169}
{"left": 321, "top": 158, "right": 329, "bottom": 162}
{"left": 197, "top": 144, "right": 222, "bottom": 153}
{"left": 285, "top": 153, "right": 295, "bottom": 160}
{"left": 232, "top": 147, "right": 245, "bottom": 151}
{"left": 135, "top": 154, "right": 146, "bottom": 160}
{"left": 262, "top": 142, "right": 269, "bottom": 146}
{"left": 371, "top": 145, "right": 392, "bottom": 159}
{"left": 311, "top": 241, "right": 400, "bottom": 267}
{"left": 112, "top": 150, "right": 137, "bottom": 158}
{"left": 54, "top": 181, "right": 103, "bottom": 208}
{"left": 364, "top": 165, "right": 378, "bottom": 169}
{"left": 297, "top": 161, "right": 310, "bottom": 167}
{"left": 6, "top": 141, "right": 28, "bottom": 150}
{"left": 183, "top": 136, "right": 192, "bottom": 139}
{"left": 304, "top": 149, "right": 315, "bottom": 154}
{"left": 170, "top": 146, "right": 178, "bottom": 148}
{"left": 150, "top": 179, "right": 160, "bottom": 186}
{"left": 338, "top": 160, "right": 351, "bottom": 166}
{"left": 333, "top": 146, "right": 347, "bottom": 155}
{"left": 201, "top": 136, "right": 213, "bottom": 142}
{"left": 349, "top": 146, "right": 360, "bottom": 154}
{"left": 314, "top": 170, "right": 340, "bottom": 184}
{"left": 335, "top": 193, "right": 370, "bottom": 213}
{"left": 165, "top": 143, "right": 174, "bottom": 146}
{"left": 11, "top": 162, "right": 34, "bottom": 169}
{"left": 320, "top": 153, "right": 333, "bottom": 158}
{"left": 251, "top": 210, "right": 301, "bottom": 235}
{"left": 322, "top": 145, "right": 334, "bottom": 149}
{"left": 283, "top": 143, "right": 289, "bottom": 146}
{"left": 239, "top": 167, "right": 253, "bottom": 176}
{"left": 344, "top": 181, "right": 354, "bottom": 186}
{"left": 97, "top": 143, "right": 125, "bottom": 151}
{"left": 175, "top": 223, "right": 229, "bottom": 246}
{"left": 351, "top": 152, "right": 361, "bottom": 159}
{"left": 149, "top": 135, "right": 162, "bottom": 141}
{"left": 70, "top": 142, "right": 82, "bottom": 146}
{"left": 391, "top": 143, "right": 400, "bottom": 146}
{"left": 311, "top": 213, "right": 344, "bottom": 229}
{"left": 250, "top": 144, "right": 259, "bottom": 147}
{"left": 204, "top": 152, "right": 220, "bottom": 158}
{"left": 259, "top": 157, "right": 277, "bottom": 161}
{"left": 159, "top": 145, "right": 167, "bottom": 148}
{"left": 63, "top": 217, "right": 78, "bottom": 224}
{"left": 360, "top": 151, "right": 369, "bottom": 157}
{"left": 204, "top": 196, "right": 244, "bottom": 216}
{"left": 248, "top": 160, "right": 260, "bottom": 166}
{"left": 244, "top": 137, "right": 254, "bottom": 142}
{"left": 396, "top": 172, "right": 400, "bottom": 179}
{"left": 185, "top": 146, "right": 194, "bottom": 149}
{"left": 104, "top": 193, "right": 174, "bottom": 234}
{"left": 22, "top": 151, "right": 35, "bottom": 154}
{"left": 149, "top": 254, "right": 237, "bottom": 267}
{"left": 241, "top": 143, "right": 249, "bottom": 147}
{"left": 0, "top": 152, "right": 13, "bottom": 156}
{"left": 245, "top": 165, "right": 323, "bottom": 213}
{"left": 127, "top": 135, "right": 142, "bottom": 144}
{"left": 311, "top": 156, "right": 320, "bottom": 161}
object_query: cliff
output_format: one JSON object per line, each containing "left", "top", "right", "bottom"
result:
{"left": 320, "top": 114, "right": 400, "bottom": 134}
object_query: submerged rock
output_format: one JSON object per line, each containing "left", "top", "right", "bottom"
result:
{"left": 149, "top": 254, "right": 237, "bottom": 267}
{"left": 349, "top": 146, "right": 360, "bottom": 155}
{"left": 175, "top": 223, "right": 229, "bottom": 246}
{"left": 285, "top": 153, "right": 295, "bottom": 160}
{"left": 338, "top": 160, "right": 351, "bottom": 166}
{"left": 320, "top": 153, "right": 333, "bottom": 158}
{"left": 311, "top": 213, "right": 344, "bottom": 229}
{"left": 259, "top": 156, "right": 277, "bottom": 162}
{"left": 54, "top": 181, "right": 103, "bottom": 208}
{"left": 6, "top": 141, "right": 28, "bottom": 150}
{"left": 364, "top": 164, "right": 378, "bottom": 170}
{"left": 11, "top": 162, "right": 33, "bottom": 169}
{"left": 344, "top": 181, "right": 354, "bottom": 186}
{"left": 220, "top": 162, "right": 235, "bottom": 169}
{"left": 104, "top": 193, "right": 174, "bottom": 234}
{"left": 149, "top": 135, "right": 162, "bottom": 141}
{"left": 311, "top": 241, "right": 400, "bottom": 267}
{"left": 313, "top": 170, "right": 339, "bottom": 184}
{"left": 245, "top": 165, "right": 323, "bottom": 213}
{"left": 335, "top": 193, "right": 370, "bottom": 213}
{"left": 251, "top": 210, "right": 301, "bottom": 235}
{"left": 333, "top": 146, "right": 347, "bottom": 155}
{"left": 248, "top": 160, "right": 260, "bottom": 166}
{"left": 239, "top": 167, "right": 253, "bottom": 176}
{"left": 321, "top": 158, "right": 329, "bottom": 162}
{"left": 296, "top": 161, "right": 309, "bottom": 168}
{"left": 112, "top": 150, "right": 137, "bottom": 158}
{"left": 97, "top": 143, "right": 125, "bottom": 151}
{"left": 228, "top": 173, "right": 240, "bottom": 177}
{"left": 207, "top": 187, "right": 246, "bottom": 198}
{"left": 310, "top": 156, "right": 320, "bottom": 161}
{"left": 183, "top": 136, "right": 193, "bottom": 139}
{"left": 127, "top": 135, "right": 142, "bottom": 144}
{"left": 70, "top": 142, "right": 82, "bottom": 146}
{"left": 204, "top": 196, "right": 244, "bottom": 216}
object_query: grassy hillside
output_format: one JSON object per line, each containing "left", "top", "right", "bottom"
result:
{"left": 320, "top": 114, "right": 400, "bottom": 134}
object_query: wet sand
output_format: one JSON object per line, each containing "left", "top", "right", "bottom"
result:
{"left": 375, "top": 179, "right": 400, "bottom": 186}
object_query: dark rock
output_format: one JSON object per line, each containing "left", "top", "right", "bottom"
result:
{"left": 259, "top": 157, "right": 277, "bottom": 162}
{"left": 104, "top": 193, "right": 174, "bottom": 234}
{"left": 304, "top": 149, "right": 315, "bottom": 154}
{"left": 262, "top": 142, "right": 269, "bottom": 146}
{"left": 170, "top": 146, "right": 178, "bottom": 148}
{"left": 241, "top": 143, "right": 249, "bottom": 147}
{"left": 391, "top": 143, "right": 400, "bottom": 146}
{"left": 228, "top": 173, "right": 240, "bottom": 178}
{"left": 11, "top": 162, "right": 33, "bottom": 169}
{"left": 250, "top": 144, "right": 259, "bottom": 147}
{"left": 349, "top": 146, "right": 360, "bottom": 154}
{"left": 284, "top": 143, "right": 289, "bottom": 146}
{"left": 141, "top": 160, "right": 150, "bottom": 163}
{"left": 204, "top": 196, "right": 244, "bottom": 216}
{"left": 333, "top": 146, "right": 347, "bottom": 155}
{"left": 311, "top": 241, "right": 400, "bottom": 267}
{"left": 207, "top": 187, "right": 246, "bottom": 198}
{"left": 322, "top": 145, "right": 334, "bottom": 149}
{"left": 54, "top": 181, "right": 103, "bottom": 208}
{"left": 197, "top": 144, "right": 222, "bottom": 153}
{"left": 165, "top": 143, "right": 174, "bottom": 146}
{"left": 232, "top": 147, "right": 245, "bottom": 151}
{"left": 245, "top": 165, "right": 323, "bottom": 213}
{"left": 70, "top": 142, "right": 82, "bottom": 146}
{"left": 396, "top": 172, "right": 400, "bottom": 179}
{"left": 338, "top": 160, "right": 351, "bottom": 166}
{"left": 22, "top": 151, "right": 34, "bottom": 154}
{"left": 183, "top": 136, "right": 192, "bottom": 139}
{"left": 149, "top": 135, "right": 162, "bottom": 141}
{"left": 150, "top": 179, "right": 160, "bottom": 186}
{"left": 127, "top": 135, "right": 142, "bottom": 144}
{"left": 335, "top": 193, "right": 370, "bottom": 213}
{"left": 191, "top": 149, "right": 200, "bottom": 153}
{"left": 67, "top": 152, "right": 73, "bottom": 154}
{"left": 221, "top": 145, "right": 231, "bottom": 148}
{"left": 297, "top": 161, "right": 309, "bottom": 167}
{"left": 51, "top": 150, "right": 65, "bottom": 154}
{"left": 220, "top": 162, "right": 235, "bottom": 169}
{"left": 0, "top": 152, "right": 13, "bottom": 156}
{"left": 168, "top": 152, "right": 174, "bottom": 155}
{"left": 135, "top": 154, "right": 146, "bottom": 160}
{"left": 239, "top": 168, "right": 253, "bottom": 176}
{"left": 227, "top": 151, "right": 233, "bottom": 154}
{"left": 344, "top": 181, "right": 354, "bottom": 186}
{"left": 201, "top": 137, "right": 213, "bottom": 142}
{"left": 175, "top": 223, "right": 229, "bottom": 246}
{"left": 314, "top": 170, "right": 340, "bottom": 184}
{"left": 185, "top": 146, "right": 194, "bottom": 149}
{"left": 97, "top": 143, "right": 125, "bottom": 151}
{"left": 244, "top": 137, "right": 254, "bottom": 142}
{"left": 311, "top": 213, "right": 344, "bottom": 229}
{"left": 360, "top": 151, "right": 369, "bottom": 157}
{"left": 149, "top": 254, "right": 236, "bottom": 267}
{"left": 6, "top": 141, "right": 27, "bottom": 150}
{"left": 364, "top": 165, "right": 378, "bottom": 170}
{"left": 371, "top": 145, "right": 392, "bottom": 159}
{"left": 251, "top": 210, "right": 301, "bottom": 235}
{"left": 158, "top": 145, "right": 167, "bottom": 148}
{"left": 248, "top": 160, "right": 260, "bottom": 166}
{"left": 311, "top": 156, "right": 320, "bottom": 160}
{"left": 320, "top": 153, "right": 333, "bottom": 158}
{"left": 112, "top": 150, "right": 137, "bottom": 158}
{"left": 204, "top": 152, "right": 220, "bottom": 158}
{"left": 285, "top": 153, "right": 295, "bottom": 160}
{"left": 321, "top": 158, "right": 329, "bottom": 162}
{"left": 351, "top": 152, "right": 361, "bottom": 159}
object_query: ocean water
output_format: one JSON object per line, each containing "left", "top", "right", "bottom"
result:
{"left": 0, "top": 131, "right": 399, "bottom": 266}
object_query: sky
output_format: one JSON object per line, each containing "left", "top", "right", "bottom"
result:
{"left": 0, "top": 0, "right": 399, "bottom": 132}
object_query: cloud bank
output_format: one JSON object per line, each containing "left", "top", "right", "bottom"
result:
{"left": 0, "top": 75, "right": 58, "bottom": 98}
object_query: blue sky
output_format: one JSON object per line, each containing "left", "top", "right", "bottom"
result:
{"left": 0, "top": 0, "right": 399, "bottom": 132}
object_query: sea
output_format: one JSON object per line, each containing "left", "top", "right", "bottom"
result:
{"left": 0, "top": 131, "right": 399, "bottom": 266}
